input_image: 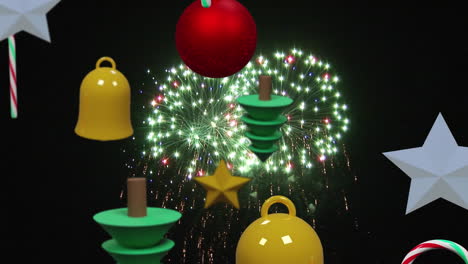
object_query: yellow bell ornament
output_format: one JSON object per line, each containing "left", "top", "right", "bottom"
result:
{"left": 236, "top": 195, "right": 324, "bottom": 264}
{"left": 75, "top": 57, "right": 133, "bottom": 141}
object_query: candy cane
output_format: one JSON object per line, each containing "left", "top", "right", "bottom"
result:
{"left": 402, "top": 239, "right": 468, "bottom": 264}
{"left": 201, "top": 0, "right": 211, "bottom": 8}
{"left": 8, "top": 35, "right": 17, "bottom": 119}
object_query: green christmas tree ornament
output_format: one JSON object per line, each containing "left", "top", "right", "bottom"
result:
{"left": 93, "top": 178, "right": 182, "bottom": 264}
{"left": 237, "top": 75, "right": 293, "bottom": 162}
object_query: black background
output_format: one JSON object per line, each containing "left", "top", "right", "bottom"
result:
{"left": 1, "top": 1, "right": 468, "bottom": 263}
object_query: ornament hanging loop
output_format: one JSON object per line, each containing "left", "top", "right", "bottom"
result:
{"left": 201, "top": 0, "right": 211, "bottom": 8}
{"left": 261, "top": 195, "right": 297, "bottom": 217}
{"left": 96, "top": 57, "right": 116, "bottom": 70}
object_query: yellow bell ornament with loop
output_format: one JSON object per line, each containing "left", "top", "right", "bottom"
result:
{"left": 236, "top": 195, "right": 324, "bottom": 264}
{"left": 75, "top": 57, "right": 133, "bottom": 141}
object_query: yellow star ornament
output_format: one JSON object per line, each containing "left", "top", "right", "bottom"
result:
{"left": 193, "top": 160, "right": 251, "bottom": 209}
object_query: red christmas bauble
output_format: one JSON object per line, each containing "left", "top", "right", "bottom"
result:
{"left": 175, "top": 0, "right": 257, "bottom": 78}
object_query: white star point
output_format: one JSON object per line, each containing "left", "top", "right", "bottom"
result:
{"left": 0, "top": 0, "right": 60, "bottom": 42}
{"left": 384, "top": 113, "right": 468, "bottom": 214}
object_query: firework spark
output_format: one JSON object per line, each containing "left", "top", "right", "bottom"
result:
{"left": 124, "top": 48, "right": 353, "bottom": 263}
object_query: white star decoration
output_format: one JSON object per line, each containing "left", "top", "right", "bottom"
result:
{"left": 0, "top": 0, "right": 61, "bottom": 42}
{"left": 383, "top": 113, "right": 468, "bottom": 214}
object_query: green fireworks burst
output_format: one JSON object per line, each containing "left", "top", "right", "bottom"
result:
{"left": 140, "top": 48, "right": 349, "bottom": 178}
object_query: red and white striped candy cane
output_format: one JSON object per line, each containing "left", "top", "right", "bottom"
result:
{"left": 8, "top": 35, "right": 17, "bottom": 119}
{"left": 402, "top": 239, "right": 468, "bottom": 264}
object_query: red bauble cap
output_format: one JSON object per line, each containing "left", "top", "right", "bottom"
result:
{"left": 176, "top": 0, "right": 257, "bottom": 78}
